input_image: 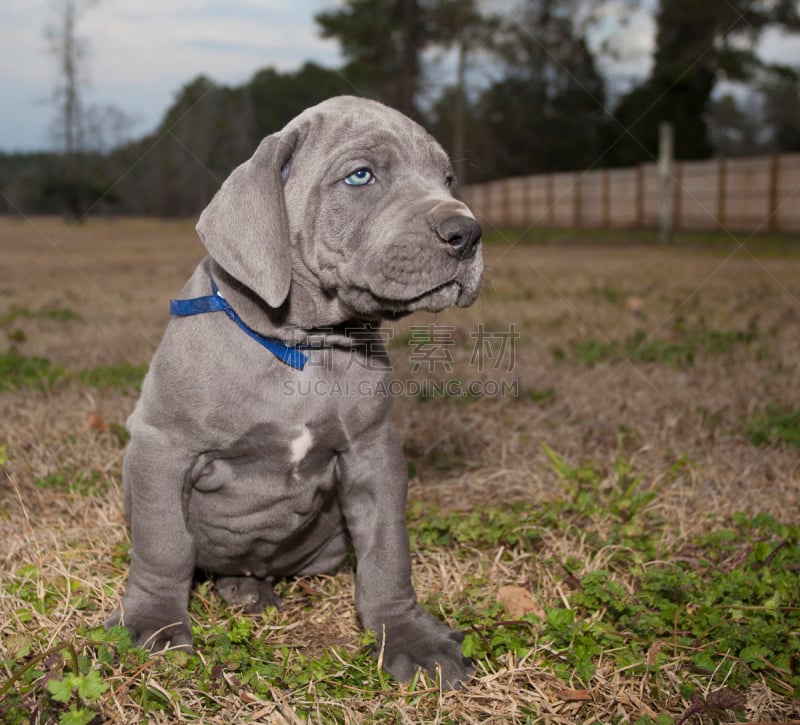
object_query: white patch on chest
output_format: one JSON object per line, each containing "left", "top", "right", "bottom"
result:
{"left": 289, "top": 425, "right": 314, "bottom": 464}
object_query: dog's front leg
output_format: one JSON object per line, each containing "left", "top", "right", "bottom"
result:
{"left": 337, "top": 425, "right": 472, "bottom": 688}
{"left": 105, "top": 427, "right": 196, "bottom": 651}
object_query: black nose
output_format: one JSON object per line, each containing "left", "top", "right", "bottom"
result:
{"left": 435, "top": 216, "right": 481, "bottom": 259}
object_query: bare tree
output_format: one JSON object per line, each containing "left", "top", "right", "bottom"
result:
{"left": 45, "top": 0, "right": 99, "bottom": 215}
{"left": 84, "top": 104, "right": 139, "bottom": 155}
{"left": 427, "top": 0, "right": 500, "bottom": 185}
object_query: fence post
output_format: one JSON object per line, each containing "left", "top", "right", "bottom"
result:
{"left": 526, "top": 175, "right": 536, "bottom": 227}
{"left": 502, "top": 178, "right": 512, "bottom": 227}
{"left": 768, "top": 154, "right": 780, "bottom": 232}
{"left": 635, "top": 165, "right": 644, "bottom": 228}
{"left": 460, "top": 152, "right": 796, "bottom": 235}
{"left": 658, "top": 121, "right": 674, "bottom": 243}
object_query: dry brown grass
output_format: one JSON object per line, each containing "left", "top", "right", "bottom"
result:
{"left": 1, "top": 217, "right": 799, "bottom": 723}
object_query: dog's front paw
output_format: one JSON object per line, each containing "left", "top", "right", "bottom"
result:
{"left": 377, "top": 608, "right": 473, "bottom": 688}
{"left": 105, "top": 599, "right": 193, "bottom": 652}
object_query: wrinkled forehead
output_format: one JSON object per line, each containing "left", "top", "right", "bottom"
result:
{"left": 286, "top": 98, "right": 451, "bottom": 171}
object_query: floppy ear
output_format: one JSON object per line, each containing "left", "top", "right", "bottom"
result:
{"left": 196, "top": 131, "right": 296, "bottom": 308}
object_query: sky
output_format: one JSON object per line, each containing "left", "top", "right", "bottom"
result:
{"left": 1, "top": 1, "right": 798, "bottom": 153}
{"left": 1, "top": 0, "right": 343, "bottom": 152}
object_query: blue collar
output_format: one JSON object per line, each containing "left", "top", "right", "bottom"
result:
{"left": 169, "top": 275, "right": 308, "bottom": 370}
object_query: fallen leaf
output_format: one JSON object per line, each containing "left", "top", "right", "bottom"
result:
{"left": 496, "top": 585, "right": 545, "bottom": 619}
{"left": 82, "top": 412, "right": 107, "bottom": 433}
{"left": 625, "top": 295, "right": 646, "bottom": 316}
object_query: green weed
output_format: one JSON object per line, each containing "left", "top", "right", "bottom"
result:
{"left": 1, "top": 618, "right": 392, "bottom": 722}
{"left": 403, "top": 416, "right": 484, "bottom": 474}
{"left": 389, "top": 326, "right": 427, "bottom": 348}
{"left": 0, "top": 348, "right": 68, "bottom": 391}
{"left": 747, "top": 406, "right": 800, "bottom": 449}
{"left": 585, "top": 284, "right": 628, "bottom": 305}
{"left": 77, "top": 362, "right": 148, "bottom": 392}
{"left": 525, "top": 386, "right": 556, "bottom": 405}
{"left": 34, "top": 469, "right": 116, "bottom": 497}
{"left": 407, "top": 501, "right": 541, "bottom": 551}
{"left": 0, "top": 446, "right": 6, "bottom": 519}
{"left": 413, "top": 377, "right": 464, "bottom": 401}
{"left": 1, "top": 451, "right": 797, "bottom": 722}
{"left": 403, "top": 438, "right": 468, "bottom": 475}
{"left": 0, "top": 636, "right": 114, "bottom": 725}
{"left": 0, "top": 350, "right": 146, "bottom": 393}
{"left": 448, "top": 449, "right": 797, "bottom": 703}
{"left": 5, "top": 565, "right": 96, "bottom": 622}
{"left": 0, "top": 305, "right": 84, "bottom": 325}
{"left": 559, "top": 318, "right": 758, "bottom": 367}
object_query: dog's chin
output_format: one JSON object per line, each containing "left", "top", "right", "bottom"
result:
{"left": 401, "top": 275, "right": 482, "bottom": 313}
{"left": 341, "top": 281, "right": 468, "bottom": 320}
{"left": 403, "top": 282, "right": 462, "bottom": 312}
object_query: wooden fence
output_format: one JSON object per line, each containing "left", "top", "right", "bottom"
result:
{"left": 461, "top": 153, "right": 800, "bottom": 234}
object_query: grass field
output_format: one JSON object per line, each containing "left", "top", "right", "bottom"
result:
{"left": 1, "top": 217, "right": 799, "bottom": 724}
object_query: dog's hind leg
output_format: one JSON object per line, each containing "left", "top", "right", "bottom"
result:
{"left": 294, "top": 528, "right": 350, "bottom": 577}
{"left": 216, "top": 575, "right": 281, "bottom": 613}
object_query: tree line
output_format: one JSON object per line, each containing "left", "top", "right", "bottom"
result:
{"left": 2, "top": 0, "right": 798, "bottom": 217}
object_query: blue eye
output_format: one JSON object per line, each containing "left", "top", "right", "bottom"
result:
{"left": 344, "top": 168, "right": 374, "bottom": 186}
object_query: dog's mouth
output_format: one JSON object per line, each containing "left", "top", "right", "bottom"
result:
{"left": 386, "top": 278, "right": 459, "bottom": 304}
{"left": 334, "top": 279, "right": 456, "bottom": 320}
{"left": 335, "top": 243, "right": 483, "bottom": 318}
{"left": 374, "top": 277, "right": 471, "bottom": 312}
{"left": 368, "top": 275, "right": 484, "bottom": 318}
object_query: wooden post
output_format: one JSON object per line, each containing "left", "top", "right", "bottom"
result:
{"left": 768, "top": 154, "right": 780, "bottom": 232}
{"left": 717, "top": 157, "right": 727, "bottom": 229}
{"left": 502, "top": 178, "right": 512, "bottom": 227}
{"left": 526, "top": 175, "right": 534, "bottom": 226}
{"left": 573, "top": 173, "right": 582, "bottom": 228}
{"left": 658, "top": 122, "right": 674, "bottom": 243}
{"left": 602, "top": 169, "right": 611, "bottom": 228}
{"left": 635, "top": 165, "right": 644, "bottom": 228}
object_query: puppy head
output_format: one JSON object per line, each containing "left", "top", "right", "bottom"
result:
{"left": 197, "top": 96, "right": 483, "bottom": 320}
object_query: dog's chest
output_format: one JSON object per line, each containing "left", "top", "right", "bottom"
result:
{"left": 166, "top": 334, "right": 394, "bottom": 571}
{"left": 187, "top": 415, "right": 343, "bottom": 514}
{"left": 183, "top": 400, "right": 362, "bottom": 572}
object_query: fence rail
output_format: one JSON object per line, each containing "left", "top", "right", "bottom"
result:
{"left": 461, "top": 153, "right": 800, "bottom": 234}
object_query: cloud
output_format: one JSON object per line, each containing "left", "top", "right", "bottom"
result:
{"left": 82, "top": 0, "right": 340, "bottom": 87}
{"left": 588, "top": 2, "right": 656, "bottom": 90}
{"left": 758, "top": 26, "right": 800, "bottom": 67}
{"left": 0, "top": 0, "right": 341, "bottom": 150}
{"left": 1, "top": 1, "right": 797, "bottom": 152}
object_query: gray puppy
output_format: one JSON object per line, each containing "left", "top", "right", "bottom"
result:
{"left": 106, "top": 96, "right": 483, "bottom": 688}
